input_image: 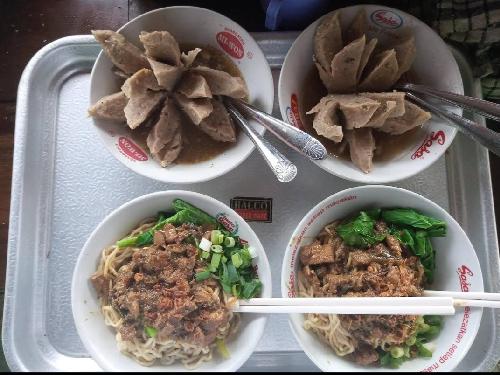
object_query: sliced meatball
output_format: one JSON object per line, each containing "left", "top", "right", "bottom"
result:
{"left": 139, "top": 30, "right": 181, "bottom": 66}
{"left": 92, "top": 30, "right": 150, "bottom": 74}
{"left": 146, "top": 97, "right": 183, "bottom": 166}
{"left": 197, "top": 99, "right": 237, "bottom": 142}
{"left": 88, "top": 92, "right": 127, "bottom": 122}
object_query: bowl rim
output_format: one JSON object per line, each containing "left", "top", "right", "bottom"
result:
{"left": 89, "top": 5, "right": 274, "bottom": 184}
{"left": 280, "top": 184, "right": 483, "bottom": 372}
{"left": 71, "top": 189, "right": 272, "bottom": 372}
{"left": 277, "top": 4, "right": 461, "bottom": 184}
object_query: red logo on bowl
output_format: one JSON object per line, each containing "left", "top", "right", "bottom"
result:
{"left": 371, "top": 10, "right": 403, "bottom": 29}
{"left": 411, "top": 130, "right": 445, "bottom": 160}
{"left": 457, "top": 265, "right": 473, "bottom": 292}
{"left": 117, "top": 137, "right": 148, "bottom": 162}
{"left": 216, "top": 31, "right": 244, "bottom": 59}
{"left": 287, "top": 93, "right": 304, "bottom": 130}
{"left": 216, "top": 212, "right": 239, "bottom": 234}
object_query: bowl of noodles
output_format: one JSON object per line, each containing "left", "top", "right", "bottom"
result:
{"left": 281, "top": 185, "right": 483, "bottom": 372}
{"left": 71, "top": 190, "right": 272, "bottom": 371}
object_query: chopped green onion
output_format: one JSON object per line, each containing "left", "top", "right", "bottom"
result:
{"left": 211, "top": 230, "right": 223, "bottom": 245}
{"left": 199, "top": 237, "right": 212, "bottom": 252}
{"left": 195, "top": 271, "right": 212, "bottom": 281}
{"left": 207, "top": 265, "right": 217, "bottom": 273}
{"left": 224, "top": 236, "right": 236, "bottom": 247}
{"left": 216, "top": 338, "right": 230, "bottom": 359}
{"left": 201, "top": 251, "right": 210, "bottom": 259}
{"left": 405, "top": 335, "right": 417, "bottom": 346}
{"left": 211, "top": 244, "right": 223, "bottom": 253}
{"left": 418, "top": 323, "right": 430, "bottom": 333}
{"left": 231, "top": 284, "right": 240, "bottom": 297}
{"left": 211, "top": 253, "right": 222, "bottom": 269}
{"left": 403, "top": 346, "right": 410, "bottom": 358}
{"left": 390, "top": 347, "right": 405, "bottom": 359}
{"left": 144, "top": 326, "right": 157, "bottom": 338}
{"left": 247, "top": 246, "right": 258, "bottom": 259}
{"left": 227, "top": 263, "right": 239, "bottom": 283}
{"left": 217, "top": 234, "right": 224, "bottom": 244}
{"left": 221, "top": 256, "right": 228, "bottom": 263}
{"left": 241, "top": 279, "right": 262, "bottom": 299}
{"left": 231, "top": 253, "right": 243, "bottom": 268}
{"left": 416, "top": 342, "right": 433, "bottom": 357}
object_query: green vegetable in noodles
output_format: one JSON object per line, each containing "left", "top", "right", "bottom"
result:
{"left": 336, "top": 211, "right": 386, "bottom": 248}
{"left": 241, "top": 279, "right": 262, "bottom": 299}
{"left": 415, "top": 341, "right": 433, "bottom": 357}
{"left": 227, "top": 263, "right": 239, "bottom": 283}
{"left": 390, "top": 228, "right": 416, "bottom": 252}
{"left": 135, "top": 231, "right": 154, "bottom": 247}
{"left": 116, "top": 208, "right": 210, "bottom": 248}
{"left": 116, "top": 236, "right": 138, "bottom": 248}
{"left": 211, "top": 244, "right": 223, "bottom": 253}
{"left": 216, "top": 338, "right": 230, "bottom": 359}
{"left": 424, "top": 315, "right": 443, "bottom": 327}
{"left": 419, "top": 315, "right": 443, "bottom": 342}
{"left": 195, "top": 271, "right": 211, "bottom": 281}
{"left": 224, "top": 236, "right": 236, "bottom": 247}
{"left": 380, "top": 351, "right": 404, "bottom": 368}
{"left": 381, "top": 208, "right": 446, "bottom": 235}
{"left": 365, "top": 208, "right": 382, "bottom": 220}
{"left": 231, "top": 284, "right": 240, "bottom": 297}
{"left": 379, "top": 314, "right": 443, "bottom": 368}
{"left": 211, "top": 230, "right": 223, "bottom": 245}
{"left": 201, "top": 251, "right": 210, "bottom": 259}
{"left": 390, "top": 347, "right": 405, "bottom": 359}
{"left": 211, "top": 253, "right": 222, "bottom": 269}
{"left": 172, "top": 199, "right": 218, "bottom": 226}
{"left": 239, "top": 248, "right": 253, "bottom": 268}
{"left": 144, "top": 326, "right": 158, "bottom": 338}
{"left": 405, "top": 335, "right": 417, "bottom": 346}
{"left": 231, "top": 253, "right": 243, "bottom": 268}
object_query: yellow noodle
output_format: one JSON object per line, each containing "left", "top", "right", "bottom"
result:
{"left": 95, "top": 220, "right": 237, "bottom": 369}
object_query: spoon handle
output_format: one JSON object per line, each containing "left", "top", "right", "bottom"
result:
{"left": 407, "top": 92, "right": 500, "bottom": 157}
{"left": 228, "top": 98, "right": 327, "bottom": 160}
{"left": 225, "top": 102, "right": 297, "bottom": 183}
{"left": 400, "top": 83, "right": 500, "bottom": 123}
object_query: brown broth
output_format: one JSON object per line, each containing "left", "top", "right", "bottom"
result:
{"left": 298, "top": 67, "right": 423, "bottom": 162}
{"left": 129, "top": 44, "right": 246, "bottom": 165}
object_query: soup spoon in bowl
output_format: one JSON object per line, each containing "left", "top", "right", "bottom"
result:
{"left": 225, "top": 100, "right": 298, "bottom": 183}
{"left": 226, "top": 97, "right": 327, "bottom": 161}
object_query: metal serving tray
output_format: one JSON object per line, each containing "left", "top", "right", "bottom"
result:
{"left": 3, "top": 33, "right": 500, "bottom": 372}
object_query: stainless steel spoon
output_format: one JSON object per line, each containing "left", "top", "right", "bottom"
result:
{"left": 407, "top": 92, "right": 500, "bottom": 157}
{"left": 398, "top": 83, "right": 500, "bottom": 123}
{"left": 225, "top": 101, "right": 297, "bottom": 183}
{"left": 226, "top": 97, "right": 327, "bottom": 160}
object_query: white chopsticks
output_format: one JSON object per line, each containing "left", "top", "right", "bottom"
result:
{"left": 232, "top": 291, "right": 500, "bottom": 315}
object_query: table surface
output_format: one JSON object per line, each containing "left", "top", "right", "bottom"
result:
{"left": 1, "top": 0, "right": 499, "bottom": 289}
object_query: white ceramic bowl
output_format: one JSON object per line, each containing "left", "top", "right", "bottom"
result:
{"left": 72, "top": 190, "right": 272, "bottom": 372}
{"left": 281, "top": 185, "right": 483, "bottom": 372}
{"left": 278, "top": 5, "right": 463, "bottom": 184}
{"left": 90, "top": 6, "right": 274, "bottom": 184}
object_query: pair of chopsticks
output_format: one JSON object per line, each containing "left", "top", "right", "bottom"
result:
{"left": 397, "top": 83, "right": 500, "bottom": 157}
{"left": 232, "top": 291, "right": 500, "bottom": 315}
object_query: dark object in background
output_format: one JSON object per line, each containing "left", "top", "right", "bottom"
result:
{"left": 262, "top": 0, "right": 331, "bottom": 30}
